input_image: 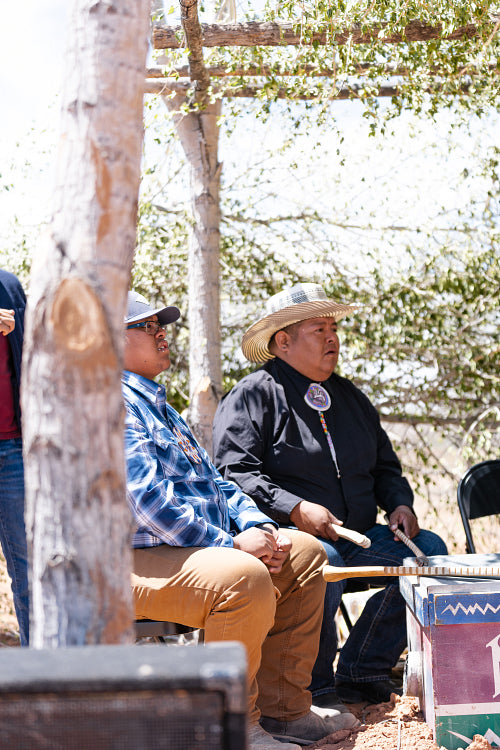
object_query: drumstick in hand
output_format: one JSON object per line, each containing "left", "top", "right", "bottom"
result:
{"left": 330, "top": 524, "right": 371, "bottom": 549}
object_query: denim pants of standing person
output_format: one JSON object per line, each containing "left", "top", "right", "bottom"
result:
{"left": 309, "top": 523, "right": 448, "bottom": 695}
{"left": 0, "top": 438, "right": 29, "bottom": 646}
{"left": 132, "top": 529, "right": 327, "bottom": 725}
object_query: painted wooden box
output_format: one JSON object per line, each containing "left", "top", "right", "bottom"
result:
{"left": 400, "top": 553, "right": 500, "bottom": 750}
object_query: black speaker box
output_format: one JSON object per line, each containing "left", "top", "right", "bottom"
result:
{"left": 0, "top": 642, "right": 247, "bottom": 749}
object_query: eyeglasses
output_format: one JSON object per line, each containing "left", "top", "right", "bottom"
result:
{"left": 126, "top": 321, "right": 166, "bottom": 336}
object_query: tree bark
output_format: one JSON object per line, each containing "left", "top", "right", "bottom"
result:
{"left": 165, "top": 95, "right": 223, "bottom": 455}
{"left": 152, "top": 19, "right": 482, "bottom": 49}
{"left": 180, "top": 0, "right": 210, "bottom": 102}
{"left": 159, "top": 0, "right": 222, "bottom": 456}
{"left": 22, "top": 0, "right": 150, "bottom": 648}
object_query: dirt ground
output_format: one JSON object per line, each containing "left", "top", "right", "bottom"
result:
{"left": 309, "top": 694, "right": 492, "bottom": 750}
{"left": 0, "top": 556, "right": 493, "bottom": 750}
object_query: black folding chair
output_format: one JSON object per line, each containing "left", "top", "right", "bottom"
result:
{"left": 457, "top": 459, "right": 500, "bottom": 554}
{"left": 135, "top": 619, "right": 204, "bottom": 643}
{"left": 338, "top": 580, "right": 371, "bottom": 634}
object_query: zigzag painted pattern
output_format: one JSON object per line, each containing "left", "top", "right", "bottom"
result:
{"left": 442, "top": 602, "right": 500, "bottom": 617}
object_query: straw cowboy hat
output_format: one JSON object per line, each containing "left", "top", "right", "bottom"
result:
{"left": 241, "top": 282, "right": 361, "bottom": 364}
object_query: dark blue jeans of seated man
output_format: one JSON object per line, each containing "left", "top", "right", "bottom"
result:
{"left": 308, "top": 523, "right": 448, "bottom": 696}
{"left": 0, "top": 438, "right": 29, "bottom": 646}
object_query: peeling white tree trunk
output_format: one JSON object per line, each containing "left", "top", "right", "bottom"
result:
{"left": 165, "top": 96, "right": 223, "bottom": 455}
{"left": 22, "top": 0, "right": 150, "bottom": 647}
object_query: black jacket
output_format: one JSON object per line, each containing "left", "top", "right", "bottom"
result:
{"left": 213, "top": 358, "right": 413, "bottom": 533}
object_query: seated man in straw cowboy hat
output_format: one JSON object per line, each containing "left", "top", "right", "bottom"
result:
{"left": 213, "top": 282, "right": 447, "bottom": 707}
{"left": 122, "top": 290, "right": 360, "bottom": 750}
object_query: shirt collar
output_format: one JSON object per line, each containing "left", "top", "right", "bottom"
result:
{"left": 273, "top": 356, "right": 322, "bottom": 389}
{"left": 122, "top": 370, "right": 167, "bottom": 411}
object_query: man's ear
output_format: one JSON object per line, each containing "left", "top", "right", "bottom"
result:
{"left": 273, "top": 330, "right": 289, "bottom": 352}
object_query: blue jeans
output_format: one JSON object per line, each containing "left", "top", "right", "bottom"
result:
{"left": 0, "top": 438, "right": 29, "bottom": 645}
{"left": 309, "top": 523, "right": 447, "bottom": 694}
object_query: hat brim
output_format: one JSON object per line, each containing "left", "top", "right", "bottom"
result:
{"left": 127, "top": 306, "right": 180, "bottom": 326}
{"left": 241, "top": 300, "right": 361, "bottom": 364}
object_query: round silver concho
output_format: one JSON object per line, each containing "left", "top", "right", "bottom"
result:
{"left": 304, "top": 383, "right": 331, "bottom": 412}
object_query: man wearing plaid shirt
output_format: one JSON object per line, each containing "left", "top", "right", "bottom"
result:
{"left": 122, "top": 291, "right": 359, "bottom": 750}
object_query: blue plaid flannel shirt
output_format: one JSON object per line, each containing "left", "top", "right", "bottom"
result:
{"left": 122, "top": 370, "right": 274, "bottom": 548}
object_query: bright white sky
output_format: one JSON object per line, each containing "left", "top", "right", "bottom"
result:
{"left": 0, "top": 1, "right": 67, "bottom": 159}
{"left": 0, "top": 1, "right": 68, "bottom": 241}
{"left": 0, "top": 0, "right": 498, "bottom": 268}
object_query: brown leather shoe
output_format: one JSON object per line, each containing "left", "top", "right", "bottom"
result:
{"left": 249, "top": 724, "right": 301, "bottom": 749}
{"left": 261, "top": 709, "right": 360, "bottom": 744}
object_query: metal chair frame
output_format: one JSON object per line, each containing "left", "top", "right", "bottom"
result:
{"left": 135, "top": 619, "right": 204, "bottom": 643}
{"left": 457, "top": 459, "right": 500, "bottom": 554}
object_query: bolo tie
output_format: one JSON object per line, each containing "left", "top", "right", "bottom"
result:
{"left": 304, "top": 383, "right": 341, "bottom": 478}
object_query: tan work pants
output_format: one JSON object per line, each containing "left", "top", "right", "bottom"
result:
{"left": 132, "top": 529, "right": 327, "bottom": 724}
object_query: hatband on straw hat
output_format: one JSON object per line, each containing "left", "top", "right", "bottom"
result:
{"left": 241, "top": 282, "right": 361, "bottom": 364}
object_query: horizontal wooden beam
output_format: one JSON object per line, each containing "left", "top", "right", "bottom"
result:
{"left": 144, "top": 80, "right": 190, "bottom": 95}
{"left": 144, "top": 78, "right": 400, "bottom": 97}
{"left": 210, "top": 84, "right": 403, "bottom": 99}
{"left": 152, "top": 19, "right": 481, "bottom": 49}
{"left": 144, "top": 78, "right": 472, "bottom": 99}
{"left": 146, "top": 63, "right": 498, "bottom": 79}
{"left": 146, "top": 63, "right": 390, "bottom": 78}
{"left": 146, "top": 64, "right": 332, "bottom": 77}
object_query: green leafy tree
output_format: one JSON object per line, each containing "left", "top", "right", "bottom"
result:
{"left": 134, "top": 99, "right": 499, "bottom": 549}
{"left": 146, "top": 0, "right": 499, "bottom": 459}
